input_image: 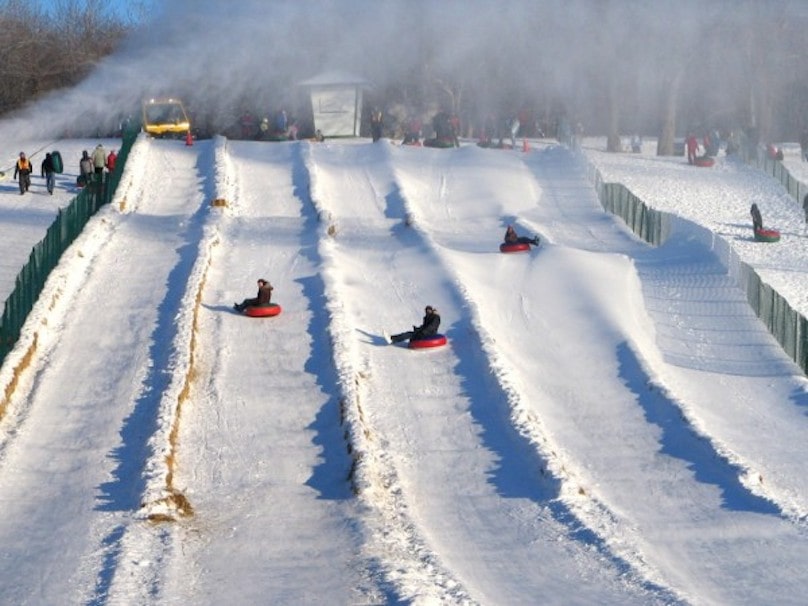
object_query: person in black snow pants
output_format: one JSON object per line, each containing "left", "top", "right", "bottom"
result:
{"left": 750, "top": 203, "right": 763, "bottom": 232}
{"left": 234, "top": 278, "right": 273, "bottom": 312}
{"left": 385, "top": 305, "right": 441, "bottom": 344}
{"left": 14, "top": 152, "right": 32, "bottom": 195}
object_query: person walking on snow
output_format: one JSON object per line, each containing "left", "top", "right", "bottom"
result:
{"left": 504, "top": 224, "right": 539, "bottom": 247}
{"left": 234, "top": 279, "right": 273, "bottom": 312}
{"left": 14, "top": 152, "right": 32, "bottom": 195}
{"left": 384, "top": 305, "right": 441, "bottom": 344}
{"left": 41, "top": 152, "right": 56, "bottom": 195}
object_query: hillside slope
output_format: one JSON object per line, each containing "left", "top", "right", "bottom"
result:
{"left": 0, "top": 138, "right": 807, "bottom": 605}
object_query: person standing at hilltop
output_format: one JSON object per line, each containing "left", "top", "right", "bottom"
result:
{"left": 92, "top": 143, "right": 107, "bottom": 178}
{"left": 370, "top": 108, "right": 383, "bottom": 142}
{"left": 686, "top": 133, "right": 699, "bottom": 164}
{"left": 750, "top": 203, "right": 763, "bottom": 232}
{"left": 105, "top": 149, "right": 118, "bottom": 174}
{"left": 79, "top": 150, "right": 93, "bottom": 186}
{"left": 40, "top": 152, "right": 56, "bottom": 195}
{"left": 14, "top": 152, "right": 32, "bottom": 195}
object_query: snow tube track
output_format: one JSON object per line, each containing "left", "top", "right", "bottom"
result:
{"left": 0, "top": 137, "right": 218, "bottom": 604}
{"left": 305, "top": 142, "right": 662, "bottom": 604}
{"left": 383, "top": 142, "right": 808, "bottom": 604}
{"left": 515, "top": 145, "right": 808, "bottom": 602}
{"left": 3, "top": 138, "right": 808, "bottom": 605}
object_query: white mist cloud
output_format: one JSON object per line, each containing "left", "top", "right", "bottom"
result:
{"left": 8, "top": 0, "right": 808, "bottom": 140}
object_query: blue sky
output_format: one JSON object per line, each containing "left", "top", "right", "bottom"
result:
{"left": 31, "top": 0, "right": 155, "bottom": 23}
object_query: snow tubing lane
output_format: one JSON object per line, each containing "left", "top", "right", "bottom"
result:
{"left": 693, "top": 156, "right": 715, "bottom": 167}
{"left": 408, "top": 334, "right": 447, "bottom": 349}
{"left": 754, "top": 228, "right": 781, "bottom": 243}
{"left": 244, "top": 303, "right": 282, "bottom": 317}
{"left": 500, "top": 242, "right": 531, "bottom": 253}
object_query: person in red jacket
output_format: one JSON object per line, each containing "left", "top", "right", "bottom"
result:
{"left": 105, "top": 149, "right": 118, "bottom": 173}
{"left": 685, "top": 134, "right": 699, "bottom": 164}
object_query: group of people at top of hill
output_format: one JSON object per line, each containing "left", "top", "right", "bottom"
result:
{"left": 12, "top": 143, "right": 118, "bottom": 196}
{"left": 79, "top": 143, "right": 117, "bottom": 186}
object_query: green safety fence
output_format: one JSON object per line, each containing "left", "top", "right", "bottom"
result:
{"left": 587, "top": 157, "right": 808, "bottom": 376}
{"left": 0, "top": 126, "right": 139, "bottom": 364}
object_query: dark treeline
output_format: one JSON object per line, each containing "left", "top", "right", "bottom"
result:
{"left": 0, "top": 0, "right": 135, "bottom": 115}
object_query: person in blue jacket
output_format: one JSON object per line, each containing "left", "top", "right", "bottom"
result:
{"left": 385, "top": 305, "right": 441, "bottom": 344}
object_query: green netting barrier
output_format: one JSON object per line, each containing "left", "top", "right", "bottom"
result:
{"left": 0, "top": 126, "right": 139, "bottom": 364}
{"left": 589, "top": 160, "right": 808, "bottom": 376}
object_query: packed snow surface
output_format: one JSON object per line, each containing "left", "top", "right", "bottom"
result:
{"left": 0, "top": 133, "right": 807, "bottom": 605}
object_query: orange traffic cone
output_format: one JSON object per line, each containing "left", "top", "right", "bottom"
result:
{"left": 185, "top": 131, "right": 193, "bottom": 146}
{"left": 522, "top": 138, "right": 529, "bottom": 153}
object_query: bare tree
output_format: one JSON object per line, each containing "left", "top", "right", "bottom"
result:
{"left": 0, "top": 0, "right": 128, "bottom": 115}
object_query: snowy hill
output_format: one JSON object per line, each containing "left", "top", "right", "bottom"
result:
{"left": 0, "top": 135, "right": 807, "bottom": 605}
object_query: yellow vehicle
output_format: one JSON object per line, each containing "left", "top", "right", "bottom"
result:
{"left": 142, "top": 97, "right": 190, "bottom": 137}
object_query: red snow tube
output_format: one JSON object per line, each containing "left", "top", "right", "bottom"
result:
{"left": 754, "top": 228, "right": 780, "bottom": 243}
{"left": 693, "top": 156, "right": 715, "bottom": 167}
{"left": 500, "top": 242, "right": 531, "bottom": 253}
{"left": 244, "top": 303, "right": 282, "bottom": 317}
{"left": 408, "top": 334, "right": 447, "bottom": 349}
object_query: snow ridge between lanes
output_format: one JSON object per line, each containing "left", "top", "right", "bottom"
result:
{"left": 107, "top": 137, "right": 225, "bottom": 604}
{"left": 138, "top": 136, "right": 228, "bottom": 521}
